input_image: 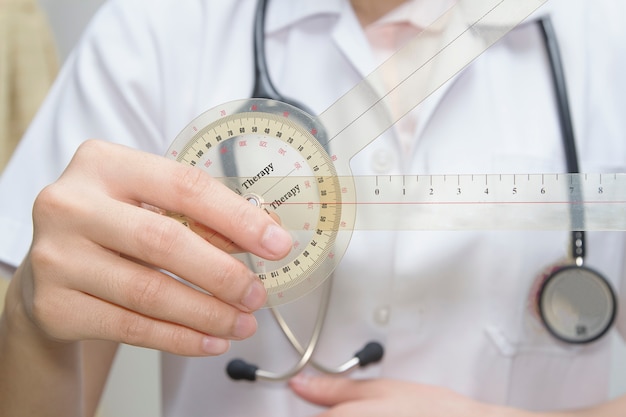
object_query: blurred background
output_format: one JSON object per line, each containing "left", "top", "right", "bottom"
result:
{"left": 2, "top": 0, "right": 625, "bottom": 416}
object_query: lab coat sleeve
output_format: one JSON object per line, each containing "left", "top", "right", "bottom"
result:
{"left": 0, "top": 0, "right": 167, "bottom": 268}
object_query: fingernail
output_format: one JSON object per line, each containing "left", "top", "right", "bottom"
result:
{"left": 289, "top": 373, "right": 311, "bottom": 388}
{"left": 261, "top": 224, "right": 292, "bottom": 257}
{"left": 242, "top": 278, "right": 267, "bottom": 311}
{"left": 201, "top": 336, "right": 230, "bottom": 355}
{"left": 233, "top": 313, "right": 257, "bottom": 339}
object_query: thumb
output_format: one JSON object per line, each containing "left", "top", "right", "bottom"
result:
{"left": 289, "top": 374, "right": 367, "bottom": 407}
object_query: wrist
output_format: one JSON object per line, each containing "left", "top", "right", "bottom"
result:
{"left": 1, "top": 260, "right": 72, "bottom": 351}
{"left": 0, "top": 262, "right": 82, "bottom": 417}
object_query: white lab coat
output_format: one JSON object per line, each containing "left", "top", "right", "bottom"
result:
{"left": 0, "top": 0, "right": 625, "bottom": 416}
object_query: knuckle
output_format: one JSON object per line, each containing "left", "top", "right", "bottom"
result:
{"left": 199, "top": 304, "right": 238, "bottom": 338}
{"left": 172, "top": 165, "right": 213, "bottom": 201}
{"left": 134, "top": 217, "right": 182, "bottom": 261}
{"left": 208, "top": 258, "right": 244, "bottom": 296}
{"left": 28, "top": 245, "right": 67, "bottom": 299}
{"left": 167, "top": 325, "right": 199, "bottom": 353}
{"left": 25, "top": 244, "right": 71, "bottom": 338}
{"left": 28, "top": 286, "right": 72, "bottom": 341}
{"left": 204, "top": 301, "right": 229, "bottom": 327}
{"left": 29, "top": 239, "right": 59, "bottom": 272}
{"left": 227, "top": 202, "right": 255, "bottom": 233}
{"left": 75, "top": 139, "right": 102, "bottom": 158}
{"left": 29, "top": 291, "right": 55, "bottom": 331}
{"left": 72, "top": 140, "right": 108, "bottom": 171}
{"left": 221, "top": 200, "right": 266, "bottom": 249}
{"left": 118, "top": 314, "right": 152, "bottom": 346}
{"left": 33, "top": 182, "right": 91, "bottom": 233}
{"left": 33, "top": 183, "right": 69, "bottom": 222}
{"left": 126, "top": 274, "right": 164, "bottom": 311}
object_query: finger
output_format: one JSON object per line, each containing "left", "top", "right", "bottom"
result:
{"left": 29, "top": 224, "right": 264, "bottom": 339}
{"left": 163, "top": 209, "right": 283, "bottom": 254}
{"left": 84, "top": 200, "right": 267, "bottom": 312}
{"left": 35, "top": 285, "right": 231, "bottom": 356}
{"left": 29, "top": 199, "right": 259, "bottom": 345}
{"left": 143, "top": 205, "right": 243, "bottom": 253}
{"left": 289, "top": 375, "right": 375, "bottom": 407}
{"left": 65, "top": 242, "right": 260, "bottom": 340}
{"left": 74, "top": 140, "right": 292, "bottom": 259}
{"left": 166, "top": 212, "right": 244, "bottom": 254}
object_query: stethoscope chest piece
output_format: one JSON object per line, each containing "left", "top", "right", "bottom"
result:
{"left": 538, "top": 265, "right": 616, "bottom": 344}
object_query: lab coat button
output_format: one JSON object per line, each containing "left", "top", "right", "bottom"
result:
{"left": 374, "top": 306, "right": 390, "bottom": 325}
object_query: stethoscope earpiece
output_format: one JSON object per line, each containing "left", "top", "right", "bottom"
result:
{"left": 227, "top": 359, "right": 259, "bottom": 381}
{"left": 226, "top": 341, "right": 384, "bottom": 382}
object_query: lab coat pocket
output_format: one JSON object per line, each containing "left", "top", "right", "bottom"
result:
{"left": 484, "top": 318, "right": 612, "bottom": 411}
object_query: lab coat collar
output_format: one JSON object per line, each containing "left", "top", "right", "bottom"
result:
{"left": 264, "top": 0, "right": 343, "bottom": 34}
{"left": 266, "top": 0, "right": 376, "bottom": 79}
{"left": 263, "top": 0, "right": 553, "bottom": 34}
{"left": 369, "top": 0, "right": 456, "bottom": 30}
{"left": 262, "top": 0, "right": 554, "bottom": 159}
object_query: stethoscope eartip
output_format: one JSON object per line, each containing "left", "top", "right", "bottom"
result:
{"left": 355, "top": 342, "right": 384, "bottom": 367}
{"left": 227, "top": 359, "right": 259, "bottom": 381}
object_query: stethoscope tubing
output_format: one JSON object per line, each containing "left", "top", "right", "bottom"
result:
{"left": 226, "top": 4, "right": 617, "bottom": 382}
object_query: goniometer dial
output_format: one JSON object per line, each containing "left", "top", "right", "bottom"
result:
{"left": 166, "top": 99, "right": 354, "bottom": 306}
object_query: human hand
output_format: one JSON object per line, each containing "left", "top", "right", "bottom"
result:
{"left": 7, "top": 140, "right": 292, "bottom": 356}
{"left": 289, "top": 374, "right": 531, "bottom": 417}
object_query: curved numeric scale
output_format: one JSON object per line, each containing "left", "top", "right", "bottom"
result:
{"left": 166, "top": 100, "right": 353, "bottom": 305}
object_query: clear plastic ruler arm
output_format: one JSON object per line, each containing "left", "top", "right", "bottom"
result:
{"left": 320, "top": 0, "right": 549, "bottom": 160}
{"left": 167, "top": 0, "right": 626, "bottom": 305}
{"left": 212, "top": 173, "right": 626, "bottom": 231}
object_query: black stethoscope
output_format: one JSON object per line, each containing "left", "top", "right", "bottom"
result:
{"left": 226, "top": 0, "right": 617, "bottom": 382}
{"left": 536, "top": 17, "right": 616, "bottom": 344}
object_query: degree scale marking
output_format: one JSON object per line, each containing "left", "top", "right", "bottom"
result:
{"left": 175, "top": 112, "right": 342, "bottom": 296}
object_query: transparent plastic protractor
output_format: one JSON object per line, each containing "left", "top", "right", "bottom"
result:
{"left": 166, "top": 99, "right": 355, "bottom": 306}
